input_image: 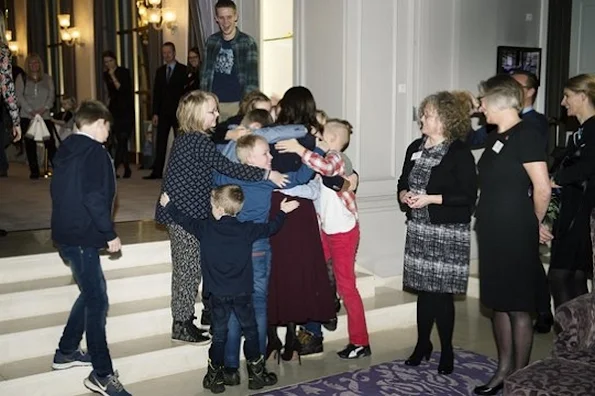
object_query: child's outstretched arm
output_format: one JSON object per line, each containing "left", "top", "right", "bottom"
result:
{"left": 247, "top": 198, "right": 300, "bottom": 241}
{"left": 275, "top": 139, "right": 345, "bottom": 177}
{"left": 255, "top": 125, "right": 307, "bottom": 144}
{"left": 159, "top": 192, "right": 205, "bottom": 238}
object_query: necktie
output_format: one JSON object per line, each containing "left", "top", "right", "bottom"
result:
{"left": 166, "top": 66, "right": 172, "bottom": 83}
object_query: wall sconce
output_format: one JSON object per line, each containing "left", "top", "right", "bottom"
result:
{"left": 136, "top": 0, "right": 177, "bottom": 33}
{"left": 5, "top": 30, "right": 19, "bottom": 56}
{"left": 57, "top": 14, "right": 82, "bottom": 46}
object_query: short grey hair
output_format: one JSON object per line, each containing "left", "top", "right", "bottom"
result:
{"left": 478, "top": 74, "right": 524, "bottom": 112}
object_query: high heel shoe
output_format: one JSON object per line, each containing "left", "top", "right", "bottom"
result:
{"left": 404, "top": 341, "right": 433, "bottom": 366}
{"left": 265, "top": 337, "right": 282, "bottom": 362}
{"left": 437, "top": 348, "right": 454, "bottom": 374}
{"left": 280, "top": 324, "right": 302, "bottom": 364}
{"left": 473, "top": 383, "right": 504, "bottom": 395}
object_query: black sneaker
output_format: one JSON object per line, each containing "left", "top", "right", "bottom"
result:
{"left": 172, "top": 318, "right": 211, "bottom": 344}
{"left": 223, "top": 368, "right": 240, "bottom": 386}
{"left": 297, "top": 329, "right": 324, "bottom": 356}
{"left": 337, "top": 344, "right": 371, "bottom": 360}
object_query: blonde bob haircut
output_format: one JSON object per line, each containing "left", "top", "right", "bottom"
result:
{"left": 235, "top": 134, "right": 267, "bottom": 164}
{"left": 25, "top": 53, "right": 45, "bottom": 79}
{"left": 565, "top": 73, "right": 595, "bottom": 108}
{"left": 478, "top": 74, "right": 524, "bottom": 112}
{"left": 176, "top": 90, "right": 219, "bottom": 133}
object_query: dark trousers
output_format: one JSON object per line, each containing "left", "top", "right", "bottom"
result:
{"left": 151, "top": 114, "right": 178, "bottom": 177}
{"left": 209, "top": 293, "right": 259, "bottom": 367}
{"left": 535, "top": 263, "right": 552, "bottom": 314}
{"left": 113, "top": 117, "right": 134, "bottom": 172}
{"left": 57, "top": 245, "right": 114, "bottom": 377}
{"left": 21, "top": 117, "right": 57, "bottom": 176}
{"left": 0, "top": 118, "right": 8, "bottom": 174}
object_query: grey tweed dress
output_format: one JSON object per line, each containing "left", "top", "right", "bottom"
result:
{"left": 403, "top": 139, "right": 470, "bottom": 294}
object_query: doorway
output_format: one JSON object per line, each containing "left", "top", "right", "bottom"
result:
{"left": 259, "top": 0, "right": 293, "bottom": 101}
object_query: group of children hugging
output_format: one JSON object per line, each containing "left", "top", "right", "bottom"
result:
{"left": 156, "top": 87, "right": 370, "bottom": 394}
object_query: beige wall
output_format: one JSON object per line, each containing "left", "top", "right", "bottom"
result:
{"left": 163, "top": 0, "right": 189, "bottom": 64}
{"left": 73, "top": 0, "right": 96, "bottom": 101}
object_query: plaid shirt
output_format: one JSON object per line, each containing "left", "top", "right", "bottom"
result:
{"left": 303, "top": 149, "right": 358, "bottom": 218}
{"left": 200, "top": 30, "right": 259, "bottom": 98}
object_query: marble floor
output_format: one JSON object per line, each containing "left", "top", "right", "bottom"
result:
{"left": 73, "top": 297, "right": 555, "bottom": 396}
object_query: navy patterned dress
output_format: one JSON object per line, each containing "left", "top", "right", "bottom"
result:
{"left": 403, "top": 138, "right": 470, "bottom": 294}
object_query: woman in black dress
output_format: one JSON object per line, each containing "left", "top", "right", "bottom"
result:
{"left": 549, "top": 73, "right": 595, "bottom": 307}
{"left": 102, "top": 50, "right": 134, "bottom": 178}
{"left": 474, "top": 75, "right": 551, "bottom": 395}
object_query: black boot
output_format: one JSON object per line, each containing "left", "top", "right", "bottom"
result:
{"left": 247, "top": 356, "right": 277, "bottom": 390}
{"left": 223, "top": 367, "right": 240, "bottom": 386}
{"left": 172, "top": 317, "right": 211, "bottom": 344}
{"left": 203, "top": 360, "right": 225, "bottom": 394}
{"left": 534, "top": 312, "right": 554, "bottom": 334}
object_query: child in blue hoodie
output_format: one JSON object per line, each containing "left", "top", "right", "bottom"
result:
{"left": 50, "top": 100, "right": 131, "bottom": 396}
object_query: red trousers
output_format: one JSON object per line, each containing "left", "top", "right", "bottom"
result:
{"left": 321, "top": 224, "right": 369, "bottom": 345}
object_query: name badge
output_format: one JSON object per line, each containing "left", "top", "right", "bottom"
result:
{"left": 492, "top": 141, "right": 504, "bottom": 154}
{"left": 411, "top": 151, "right": 422, "bottom": 161}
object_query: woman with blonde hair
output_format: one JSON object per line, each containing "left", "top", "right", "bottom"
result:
{"left": 154, "top": 90, "right": 287, "bottom": 344}
{"left": 548, "top": 73, "right": 595, "bottom": 307}
{"left": 15, "top": 53, "right": 56, "bottom": 179}
{"left": 398, "top": 91, "right": 477, "bottom": 375}
{"left": 474, "top": 75, "right": 551, "bottom": 395}
{"left": 212, "top": 90, "right": 272, "bottom": 144}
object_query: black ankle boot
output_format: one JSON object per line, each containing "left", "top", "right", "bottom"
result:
{"left": 203, "top": 360, "right": 225, "bottom": 393}
{"left": 404, "top": 341, "right": 433, "bottom": 366}
{"left": 247, "top": 356, "right": 277, "bottom": 390}
{"left": 223, "top": 367, "right": 240, "bottom": 386}
{"left": 172, "top": 317, "right": 210, "bottom": 344}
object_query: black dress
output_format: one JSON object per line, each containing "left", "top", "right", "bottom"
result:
{"left": 476, "top": 121, "right": 546, "bottom": 312}
{"left": 550, "top": 116, "right": 595, "bottom": 277}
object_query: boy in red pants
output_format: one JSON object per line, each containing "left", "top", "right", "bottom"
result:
{"left": 276, "top": 119, "right": 371, "bottom": 359}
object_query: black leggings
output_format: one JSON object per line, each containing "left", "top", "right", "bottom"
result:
{"left": 21, "top": 117, "right": 57, "bottom": 176}
{"left": 413, "top": 291, "right": 455, "bottom": 358}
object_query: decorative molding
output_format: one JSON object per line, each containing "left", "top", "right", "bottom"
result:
{"left": 390, "top": 0, "right": 398, "bottom": 179}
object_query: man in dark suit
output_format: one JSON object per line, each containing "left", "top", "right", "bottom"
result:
{"left": 144, "top": 42, "right": 188, "bottom": 179}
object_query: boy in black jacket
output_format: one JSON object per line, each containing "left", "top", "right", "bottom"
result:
{"left": 159, "top": 185, "right": 298, "bottom": 394}
{"left": 50, "top": 100, "right": 131, "bottom": 396}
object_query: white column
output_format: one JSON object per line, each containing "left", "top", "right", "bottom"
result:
{"left": 73, "top": 0, "right": 96, "bottom": 101}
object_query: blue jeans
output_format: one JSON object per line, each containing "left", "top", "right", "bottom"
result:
{"left": 57, "top": 245, "right": 113, "bottom": 376}
{"left": 210, "top": 293, "right": 259, "bottom": 366}
{"left": 303, "top": 322, "right": 323, "bottom": 338}
{"left": 224, "top": 238, "right": 270, "bottom": 369}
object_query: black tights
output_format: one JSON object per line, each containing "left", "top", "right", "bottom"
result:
{"left": 414, "top": 291, "right": 455, "bottom": 361}
{"left": 487, "top": 311, "right": 533, "bottom": 387}
{"left": 548, "top": 269, "right": 589, "bottom": 309}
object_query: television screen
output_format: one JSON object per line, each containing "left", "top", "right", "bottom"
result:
{"left": 497, "top": 46, "right": 542, "bottom": 79}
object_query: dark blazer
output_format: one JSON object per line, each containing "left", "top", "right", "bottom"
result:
{"left": 398, "top": 138, "right": 478, "bottom": 224}
{"left": 152, "top": 62, "right": 188, "bottom": 117}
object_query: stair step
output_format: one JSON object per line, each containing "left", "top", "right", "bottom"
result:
{"left": 0, "top": 288, "right": 417, "bottom": 396}
{"left": 0, "top": 273, "right": 379, "bottom": 366}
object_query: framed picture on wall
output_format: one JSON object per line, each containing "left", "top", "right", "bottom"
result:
{"left": 497, "top": 46, "right": 542, "bottom": 79}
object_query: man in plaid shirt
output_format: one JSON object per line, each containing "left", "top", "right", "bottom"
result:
{"left": 200, "top": 0, "right": 259, "bottom": 122}
{"left": 276, "top": 119, "right": 371, "bottom": 360}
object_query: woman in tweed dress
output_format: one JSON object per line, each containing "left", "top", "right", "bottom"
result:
{"left": 397, "top": 91, "right": 477, "bottom": 375}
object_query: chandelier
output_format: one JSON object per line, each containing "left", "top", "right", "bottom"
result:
{"left": 136, "top": 0, "right": 177, "bottom": 33}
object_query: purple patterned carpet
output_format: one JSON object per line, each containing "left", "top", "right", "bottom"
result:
{"left": 256, "top": 349, "right": 500, "bottom": 396}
